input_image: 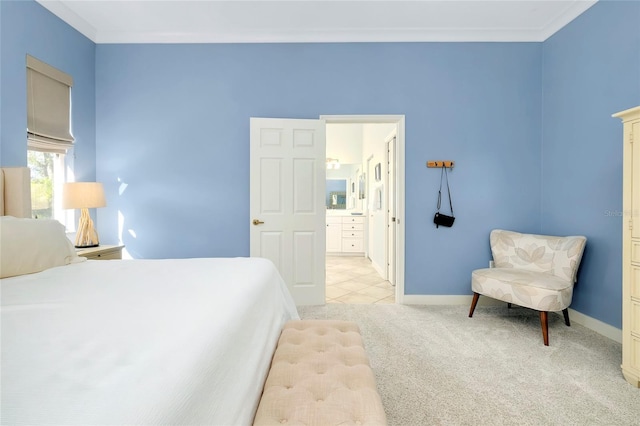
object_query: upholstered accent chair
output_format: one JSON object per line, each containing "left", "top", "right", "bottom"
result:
{"left": 469, "top": 229, "right": 587, "bottom": 346}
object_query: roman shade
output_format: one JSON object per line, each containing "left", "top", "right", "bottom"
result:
{"left": 26, "top": 55, "right": 74, "bottom": 154}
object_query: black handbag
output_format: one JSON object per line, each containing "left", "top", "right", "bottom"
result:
{"left": 433, "top": 166, "right": 455, "bottom": 228}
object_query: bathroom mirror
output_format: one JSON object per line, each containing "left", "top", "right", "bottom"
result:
{"left": 326, "top": 179, "right": 347, "bottom": 209}
{"left": 358, "top": 173, "right": 366, "bottom": 199}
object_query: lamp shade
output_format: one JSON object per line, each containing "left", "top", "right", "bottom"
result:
{"left": 62, "top": 182, "right": 106, "bottom": 209}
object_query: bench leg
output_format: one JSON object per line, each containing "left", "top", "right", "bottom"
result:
{"left": 468, "top": 293, "right": 480, "bottom": 317}
{"left": 539, "top": 311, "right": 549, "bottom": 346}
{"left": 562, "top": 308, "right": 571, "bottom": 327}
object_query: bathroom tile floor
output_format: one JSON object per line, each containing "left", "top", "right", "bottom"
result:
{"left": 326, "top": 255, "right": 395, "bottom": 304}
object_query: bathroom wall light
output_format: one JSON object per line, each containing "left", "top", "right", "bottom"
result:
{"left": 326, "top": 158, "right": 340, "bottom": 170}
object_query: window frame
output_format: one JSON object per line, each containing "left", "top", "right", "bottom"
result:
{"left": 27, "top": 150, "right": 74, "bottom": 228}
{"left": 26, "top": 55, "right": 75, "bottom": 230}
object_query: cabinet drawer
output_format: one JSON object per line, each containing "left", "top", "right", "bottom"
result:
{"left": 632, "top": 336, "right": 640, "bottom": 371}
{"left": 633, "top": 240, "right": 640, "bottom": 264}
{"left": 632, "top": 265, "right": 640, "bottom": 300}
{"left": 342, "top": 223, "right": 364, "bottom": 231}
{"left": 342, "top": 238, "right": 364, "bottom": 252}
{"left": 342, "top": 230, "right": 364, "bottom": 239}
{"left": 77, "top": 245, "right": 124, "bottom": 260}
{"left": 632, "top": 301, "right": 640, "bottom": 335}
{"left": 342, "top": 216, "right": 364, "bottom": 224}
{"left": 87, "top": 250, "right": 122, "bottom": 260}
{"left": 326, "top": 216, "right": 342, "bottom": 224}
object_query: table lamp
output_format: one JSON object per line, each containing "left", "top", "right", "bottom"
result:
{"left": 62, "top": 182, "right": 106, "bottom": 248}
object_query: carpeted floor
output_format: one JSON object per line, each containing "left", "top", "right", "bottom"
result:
{"left": 298, "top": 303, "right": 640, "bottom": 426}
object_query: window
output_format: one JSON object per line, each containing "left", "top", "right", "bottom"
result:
{"left": 26, "top": 55, "right": 74, "bottom": 225}
{"left": 28, "top": 151, "right": 66, "bottom": 221}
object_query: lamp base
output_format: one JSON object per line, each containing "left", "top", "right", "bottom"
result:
{"left": 75, "top": 208, "right": 100, "bottom": 248}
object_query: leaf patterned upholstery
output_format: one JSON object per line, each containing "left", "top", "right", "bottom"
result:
{"left": 472, "top": 229, "right": 587, "bottom": 312}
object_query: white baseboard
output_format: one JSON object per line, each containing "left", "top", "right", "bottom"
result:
{"left": 371, "top": 260, "right": 385, "bottom": 279}
{"left": 400, "top": 295, "right": 622, "bottom": 343}
{"left": 566, "top": 308, "right": 622, "bottom": 343}
{"left": 401, "top": 294, "right": 503, "bottom": 306}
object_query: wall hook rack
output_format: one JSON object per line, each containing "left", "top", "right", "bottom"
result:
{"left": 426, "top": 160, "right": 454, "bottom": 169}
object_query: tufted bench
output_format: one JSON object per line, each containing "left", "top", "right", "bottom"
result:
{"left": 253, "top": 320, "right": 387, "bottom": 426}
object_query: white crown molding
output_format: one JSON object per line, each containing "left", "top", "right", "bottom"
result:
{"left": 36, "top": 0, "right": 98, "bottom": 43}
{"left": 538, "top": 0, "right": 598, "bottom": 41}
{"left": 36, "top": 0, "right": 598, "bottom": 44}
{"left": 36, "top": 0, "right": 97, "bottom": 42}
{"left": 95, "top": 28, "right": 548, "bottom": 44}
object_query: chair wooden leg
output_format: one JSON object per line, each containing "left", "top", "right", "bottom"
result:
{"left": 539, "top": 311, "right": 549, "bottom": 346}
{"left": 562, "top": 308, "right": 571, "bottom": 326}
{"left": 469, "top": 293, "right": 480, "bottom": 317}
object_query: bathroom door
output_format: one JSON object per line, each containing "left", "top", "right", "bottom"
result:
{"left": 249, "top": 117, "right": 326, "bottom": 306}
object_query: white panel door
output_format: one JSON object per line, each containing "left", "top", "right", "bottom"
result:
{"left": 250, "top": 118, "right": 326, "bottom": 305}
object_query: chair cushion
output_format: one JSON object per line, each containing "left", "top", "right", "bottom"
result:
{"left": 472, "top": 268, "right": 573, "bottom": 311}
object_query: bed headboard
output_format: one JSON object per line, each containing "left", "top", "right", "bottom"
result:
{"left": 1, "top": 167, "right": 32, "bottom": 218}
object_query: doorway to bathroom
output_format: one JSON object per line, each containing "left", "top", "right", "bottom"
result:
{"left": 321, "top": 115, "right": 405, "bottom": 304}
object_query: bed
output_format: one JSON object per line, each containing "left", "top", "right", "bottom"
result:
{"left": 0, "top": 167, "right": 299, "bottom": 425}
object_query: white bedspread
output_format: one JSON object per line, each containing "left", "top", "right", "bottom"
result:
{"left": 1, "top": 257, "right": 299, "bottom": 425}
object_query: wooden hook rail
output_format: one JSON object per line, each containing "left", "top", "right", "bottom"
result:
{"left": 426, "top": 161, "right": 454, "bottom": 169}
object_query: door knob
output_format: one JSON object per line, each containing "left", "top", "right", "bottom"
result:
{"left": 253, "top": 219, "right": 265, "bottom": 225}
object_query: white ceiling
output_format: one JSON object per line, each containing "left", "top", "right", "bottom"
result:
{"left": 35, "top": 0, "right": 598, "bottom": 44}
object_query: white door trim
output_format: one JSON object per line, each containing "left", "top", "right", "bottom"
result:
{"left": 366, "top": 155, "right": 375, "bottom": 266}
{"left": 320, "top": 114, "right": 405, "bottom": 304}
{"left": 385, "top": 133, "right": 396, "bottom": 286}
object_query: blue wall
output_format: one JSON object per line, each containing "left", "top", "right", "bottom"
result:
{"left": 95, "top": 43, "right": 543, "bottom": 292}
{"left": 2, "top": 0, "right": 639, "bottom": 328}
{"left": 541, "top": 0, "right": 640, "bottom": 328}
{"left": 0, "top": 0, "right": 96, "bottom": 180}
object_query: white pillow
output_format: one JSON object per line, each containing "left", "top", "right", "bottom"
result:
{"left": 0, "top": 216, "right": 84, "bottom": 278}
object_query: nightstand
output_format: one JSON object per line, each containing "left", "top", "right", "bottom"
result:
{"left": 76, "top": 245, "right": 124, "bottom": 260}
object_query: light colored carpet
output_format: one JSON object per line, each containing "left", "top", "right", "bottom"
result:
{"left": 297, "top": 303, "right": 640, "bottom": 426}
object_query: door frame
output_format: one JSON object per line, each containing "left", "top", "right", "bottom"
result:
{"left": 320, "top": 114, "right": 405, "bottom": 303}
{"left": 385, "top": 133, "right": 396, "bottom": 286}
{"left": 366, "top": 154, "right": 374, "bottom": 264}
